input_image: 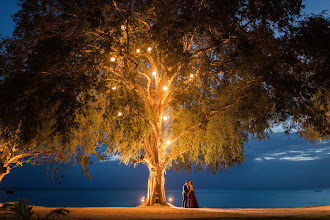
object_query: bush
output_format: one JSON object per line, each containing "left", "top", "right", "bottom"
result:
{"left": 11, "top": 197, "right": 34, "bottom": 220}
{"left": 10, "top": 198, "right": 70, "bottom": 220}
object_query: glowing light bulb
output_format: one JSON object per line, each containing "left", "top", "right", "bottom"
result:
{"left": 163, "top": 86, "right": 168, "bottom": 91}
{"left": 118, "top": 112, "right": 123, "bottom": 116}
{"left": 166, "top": 140, "right": 171, "bottom": 145}
{"left": 147, "top": 47, "right": 152, "bottom": 52}
{"left": 141, "top": 197, "right": 145, "bottom": 203}
{"left": 163, "top": 116, "right": 168, "bottom": 121}
{"left": 12, "top": 147, "right": 16, "bottom": 152}
{"left": 152, "top": 71, "right": 157, "bottom": 76}
{"left": 110, "top": 57, "right": 116, "bottom": 62}
{"left": 136, "top": 49, "right": 141, "bottom": 53}
{"left": 169, "top": 198, "right": 173, "bottom": 202}
{"left": 121, "top": 25, "right": 126, "bottom": 30}
{"left": 112, "top": 86, "right": 116, "bottom": 90}
{"left": 190, "top": 74, "right": 194, "bottom": 78}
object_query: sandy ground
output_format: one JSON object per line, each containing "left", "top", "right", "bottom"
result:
{"left": 1, "top": 204, "right": 330, "bottom": 219}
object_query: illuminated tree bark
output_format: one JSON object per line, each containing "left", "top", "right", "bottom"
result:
{"left": 145, "top": 164, "right": 167, "bottom": 205}
{"left": 141, "top": 108, "right": 170, "bottom": 205}
{"left": 0, "top": 152, "right": 52, "bottom": 183}
{"left": 0, "top": 162, "right": 10, "bottom": 183}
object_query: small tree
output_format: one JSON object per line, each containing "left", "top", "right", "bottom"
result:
{"left": 1, "top": 0, "right": 328, "bottom": 205}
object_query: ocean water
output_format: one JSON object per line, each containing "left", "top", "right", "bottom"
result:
{"left": 0, "top": 188, "right": 329, "bottom": 208}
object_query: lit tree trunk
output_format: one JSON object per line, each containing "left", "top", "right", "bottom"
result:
{"left": 0, "top": 152, "right": 42, "bottom": 182}
{"left": 0, "top": 173, "right": 6, "bottom": 182}
{"left": 145, "top": 164, "right": 167, "bottom": 206}
{"left": 0, "top": 162, "right": 10, "bottom": 182}
{"left": 138, "top": 72, "right": 171, "bottom": 206}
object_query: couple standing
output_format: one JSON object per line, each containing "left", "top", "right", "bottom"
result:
{"left": 181, "top": 180, "right": 199, "bottom": 208}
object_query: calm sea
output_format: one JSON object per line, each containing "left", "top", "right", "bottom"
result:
{"left": 0, "top": 188, "right": 329, "bottom": 208}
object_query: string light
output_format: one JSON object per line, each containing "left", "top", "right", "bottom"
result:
{"left": 163, "top": 116, "right": 168, "bottom": 121}
{"left": 121, "top": 25, "right": 126, "bottom": 30}
{"left": 118, "top": 112, "right": 123, "bottom": 116}
{"left": 166, "top": 140, "right": 171, "bottom": 145}
{"left": 163, "top": 86, "right": 168, "bottom": 91}
{"left": 147, "top": 47, "right": 152, "bottom": 52}
{"left": 190, "top": 74, "right": 194, "bottom": 78}
{"left": 152, "top": 71, "right": 157, "bottom": 76}
{"left": 169, "top": 198, "right": 173, "bottom": 202}
{"left": 136, "top": 49, "right": 141, "bottom": 53}
{"left": 110, "top": 57, "right": 116, "bottom": 62}
{"left": 112, "top": 86, "right": 116, "bottom": 90}
{"left": 141, "top": 197, "right": 145, "bottom": 203}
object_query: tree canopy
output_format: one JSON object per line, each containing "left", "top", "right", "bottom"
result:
{"left": 0, "top": 0, "right": 329, "bottom": 205}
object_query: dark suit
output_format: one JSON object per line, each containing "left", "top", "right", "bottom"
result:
{"left": 181, "top": 184, "right": 189, "bottom": 208}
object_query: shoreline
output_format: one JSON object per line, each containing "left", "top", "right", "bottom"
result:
{"left": 1, "top": 204, "right": 330, "bottom": 219}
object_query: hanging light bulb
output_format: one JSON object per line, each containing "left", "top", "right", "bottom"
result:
{"left": 166, "top": 140, "right": 171, "bottom": 145}
{"left": 110, "top": 57, "right": 116, "bottom": 62}
{"left": 152, "top": 71, "right": 157, "bottom": 76}
{"left": 112, "top": 86, "right": 117, "bottom": 90}
{"left": 163, "top": 86, "right": 168, "bottom": 91}
{"left": 121, "top": 25, "right": 126, "bottom": 30}
{"left": 136, "top": 49, "right": 141, "bottom": 53}
{"left": 147, "top": 47, "right": 152, "bottom": 52}
{"left": 118, "top": 112, "right": 123, "bottom": 116}
{"left": 190, "top": 74, "right": 194, "bottom": 78}
{"left": 163, "top": 116, "right": 168, "bottom": 121}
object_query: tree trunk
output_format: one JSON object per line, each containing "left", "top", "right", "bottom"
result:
{"left": 144, "top": 164, "right": 167, "bottom": 206}
{"left": 0, "top": 173, "right": 6, "bottom": 182}
{"left": 0, "top": 162, "right": 10, "bottom": 182}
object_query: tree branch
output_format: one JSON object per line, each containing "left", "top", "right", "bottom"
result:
{"left": 168, "top": 149, "right": 189, "bottom": 161}
{"left": 5, "top": 150, "right": 54, "bottom": 168}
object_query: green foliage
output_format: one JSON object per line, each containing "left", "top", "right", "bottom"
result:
{"left": 11, "top": 197, "right": 34, "bottom": 220}
{"left": 286, "top": 15, "right": 330, "bottom": 142}
{"left": 10, "top": 197, "right": 70, "bottom": 220}
{"left": 0, "top": 0, "right": 328, "bottom": 178}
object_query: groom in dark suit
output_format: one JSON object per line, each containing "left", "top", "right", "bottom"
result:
{"left": 181, "top": 180, "right": 189, "bottom": 208}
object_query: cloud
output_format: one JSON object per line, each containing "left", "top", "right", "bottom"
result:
{"left": 254, "top": 146, "right": 330, "bottom": 162}
{"left": 279, "top": 156, "right": 320, "bottom": 161}
{"left": 288, "top": 150, "right": 304, "bottom": 154}
{"left": 100, "top": 155, "right": 120, "bottom": 162}
{"left": 314, "top": 148, "right": 328, "bottom": 153}
{"left": 270, "top": 122, "right": 297, "bottom": 133}
{"left": 263, "top": 157, "right": 276, "bottom": 160}
{"left": 269, "top": 152, "right": 287, "bottom": 156}
{"left": 271, "top": 125, "right": 285, "bottom": 133}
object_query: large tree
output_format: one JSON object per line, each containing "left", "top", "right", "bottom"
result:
{"left": 0, "top": 0, "right": 328, "bottom": 205}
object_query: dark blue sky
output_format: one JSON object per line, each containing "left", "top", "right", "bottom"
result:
{"left": 0, "top": 1, "right": 329, "bottom": 190}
